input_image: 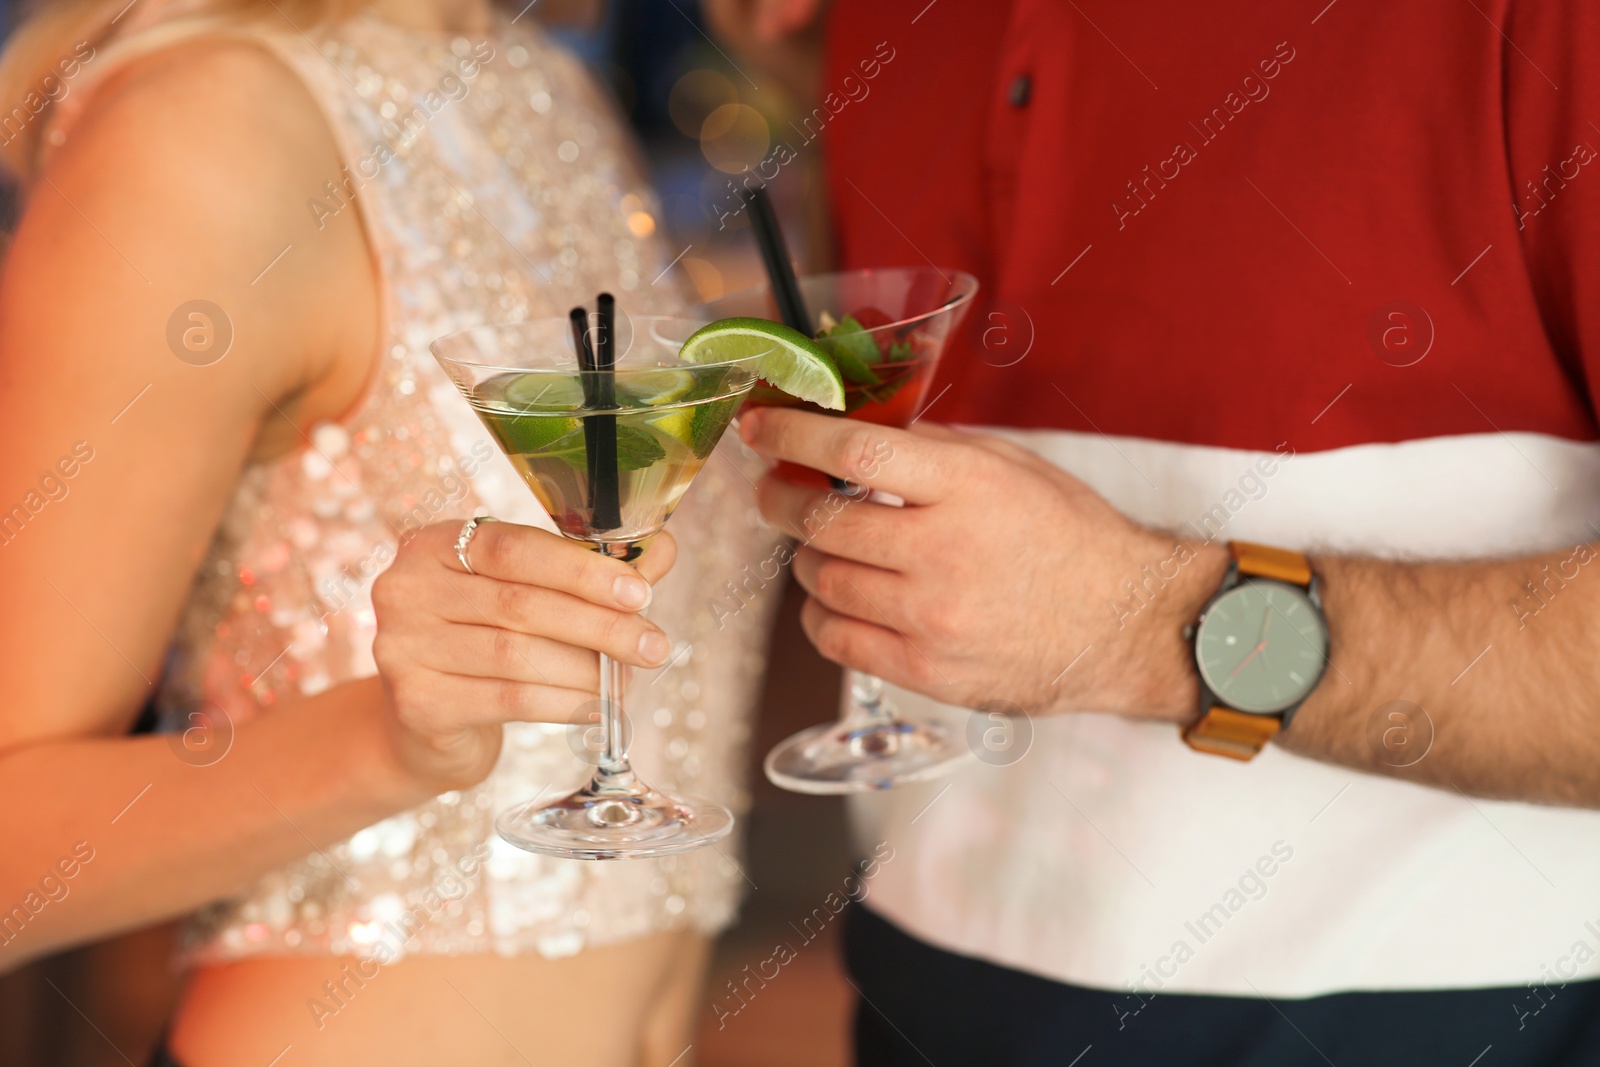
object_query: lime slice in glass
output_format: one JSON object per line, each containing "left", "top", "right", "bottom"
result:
{"left": 479, "top": 407, "right": 581, "bottom": 456}
{"left": 620, "top": 368, "right": 696, "bottom": 406}
{"left": 678, "top": 317, "right": 846, "bottom": 411}
{"left": 502, "top": 373, "right": 586, "bottom": 411}
{"left": 647, "top": 408, "right": 695, "bottom": 450}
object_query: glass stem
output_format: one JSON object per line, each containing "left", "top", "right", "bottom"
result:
{"left": 594, "top": 541, "right": 642, "bottom": 784}
{"left": 597, "top": 650, "right": 629, "bottom": 776}
{"left": 850, "top": 670, "right": 892, "bottom": 721}
{"left": 844, "top": 487, "right": 893, "bottom": 723}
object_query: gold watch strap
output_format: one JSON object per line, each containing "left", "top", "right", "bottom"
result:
{"left": 1182, "top": 541, "right": 1313, "bottom": 761}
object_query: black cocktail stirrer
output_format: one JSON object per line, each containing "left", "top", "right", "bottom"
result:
{"left": 570, "top": 303, "right": 622, "bottom": 532}
{"left": 742, "top": 185, "right": 811, "bottom": 335}
{"left": 741, "top": 186, "right": 861, "bottom": 494}
{"left": 593, "top": 294, "right": 622, "bottom": 532}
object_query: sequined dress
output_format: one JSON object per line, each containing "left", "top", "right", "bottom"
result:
{"left": 56, "top": 9, "right": 782, "bottom": 961}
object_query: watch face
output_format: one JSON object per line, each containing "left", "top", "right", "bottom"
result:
{"left": 1195, "top": 580, "right": 1328, "bottom": 714}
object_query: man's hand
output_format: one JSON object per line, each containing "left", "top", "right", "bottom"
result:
{"left": 741, "top": 409, "right": 1600, "bottom": 805}
{"left": 740, "top": 408, "right": 1229, "bottom": 720}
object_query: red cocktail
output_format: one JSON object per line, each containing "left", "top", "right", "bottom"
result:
{"left": 696, "top": 267, "right": 978, "bottom": 485}
{"left": 696, "top": 267, "right": 989, "bottom": 794}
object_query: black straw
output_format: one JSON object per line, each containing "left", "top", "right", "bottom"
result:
{"left": 742, "top": 185, "right": 811, "bottom": 335}
{"left": 743, "top": 185, "right": 859, "bottom": 493}
{"left": 570, "top": 303, "right": 621, "bottom": 532}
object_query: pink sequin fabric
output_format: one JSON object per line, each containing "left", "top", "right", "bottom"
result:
{"left": 78, "top": 10, "right": 783, "bottom": 960}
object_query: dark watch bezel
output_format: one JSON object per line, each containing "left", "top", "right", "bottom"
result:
{"left": 1185, "top": 562, "right": 1329, "bottom": 723}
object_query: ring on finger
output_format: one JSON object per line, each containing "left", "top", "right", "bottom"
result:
{"left": 455, "top": 515, "right": 500, "bottom": 575}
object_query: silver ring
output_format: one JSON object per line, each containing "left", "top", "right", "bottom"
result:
{"left": 455, "top": 516, "right": 499, "bottom": 575}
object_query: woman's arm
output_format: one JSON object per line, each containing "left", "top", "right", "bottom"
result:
{"left": 0, "top": 39, "right": 411, "bottom": 969}
{"left": 0, "top": 679, "right": 434, "bottom": 969}
{"left": 0, "top": 39, "right": 678, "bottom": 969}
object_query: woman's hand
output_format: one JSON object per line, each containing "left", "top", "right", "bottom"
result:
{"left": 371, "top": 521, "right": 677, "bottom": 792}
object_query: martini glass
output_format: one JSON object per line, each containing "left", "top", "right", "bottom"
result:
{"left": 694, "top": 267, "right": 981, "bottom": 793}
{"left": 432, "top": 314, "right": 760, "bottom": 858}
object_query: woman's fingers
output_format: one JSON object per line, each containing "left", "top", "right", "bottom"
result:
{"left": 427, "top": 574, "right": 671, "bottom": 668}
{"left": 374, "top": 521, "right": 687, "bottom": 786}
{"left": 448, "top": 521, "right": 661, "bottom": 611}
{"left": 407, "top": 623, "right": 601, "bottom": 690}
{"left": 633, "top": 531, "right": 677, "bottom": 586}
{"left": 389, "top": 670, "right": 602, "bottom": 732}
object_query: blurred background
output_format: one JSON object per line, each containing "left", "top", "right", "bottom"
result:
{"left": 0, "top": 1, "right": 856, "bottom": 1063}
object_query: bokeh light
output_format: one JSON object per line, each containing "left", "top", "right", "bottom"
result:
{"left": 680, "top": 256, "right": 724, "bottom": 301}
{"left": 700, "top": 103, "right": 770, "bottom": 174}
{"left": 668, "top": 68, "right": 739, "bottom": 138}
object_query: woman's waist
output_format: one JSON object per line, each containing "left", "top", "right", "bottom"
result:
{"left": 169, "top": 936, "right": 696, "bottom": 1067}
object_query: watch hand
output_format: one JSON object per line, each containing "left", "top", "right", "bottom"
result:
{"left": 1252, "top": 599, "right": 1275, "bottom": 672}
{"left": 1228, "top": 640, "right": 1268, "bottom": 680}
{"left": 1226, "top": 602, "right": 1277, "bottom": 681}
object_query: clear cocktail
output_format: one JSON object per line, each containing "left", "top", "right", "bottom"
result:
{"left": 470, "top": 365, "right": 748, "bottom": 544}
{"left": 433, "top": 310, "right": 841, "bottom": 857}
{"left": 434, "top": 316, "right": 762, "bottom": 859}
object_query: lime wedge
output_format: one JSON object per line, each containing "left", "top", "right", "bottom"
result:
{"left": 679, "top": 317, "right": 846, "bottom": 411}
{"left": 620, "top": 368, "right": 695, "bottom": 406}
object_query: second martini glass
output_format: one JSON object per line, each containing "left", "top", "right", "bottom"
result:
{"left": 695, "top": 267, "right": 980, "bottom": 793}
{"left": 432, "top": 312, "right": 760, "bottom": 858}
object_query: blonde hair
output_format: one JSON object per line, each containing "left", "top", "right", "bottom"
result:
{"left": 0, "top": 0, "right": 363, "bottom": 180}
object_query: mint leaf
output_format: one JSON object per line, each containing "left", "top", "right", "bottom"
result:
{"left": 866, "top": 369, "right": 913, "bottom": 406}
{"left": 818, "top": 316, "right": 882, "bottom": 385}
{"left": 544, "top": 422, "right": 665, "bottom": 473}
{"left": 689, "top": 395, "right": 742, "bottom": 459}
{"left": 614, "top": 424, "right": 669, "bottom": 471}
{"left": 844, "top": 389, "right": 876, "bottom": 414}
{"left": 834, "top": 316, "right": 886, "bottom": 364}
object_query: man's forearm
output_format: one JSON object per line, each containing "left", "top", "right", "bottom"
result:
{"left": 1271, "top": 549, "right": 1600, "bottom": 806}
{"left": 734, "top": 406, "right": 1600, "bottom": 807}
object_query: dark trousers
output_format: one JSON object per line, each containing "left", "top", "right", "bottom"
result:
{"left": 846, "top": 905, "right": 1600, "bottom": 1067}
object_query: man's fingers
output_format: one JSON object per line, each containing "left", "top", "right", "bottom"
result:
{"left": 791, "top": 546, "right": 903, "bottom": 627}
{"left": 738, "top": 407, "right": 958, "bottom": 505}
{"left": 447, "top": 521, "right": 659, "bottom": 612}
{"left": 916, "top": 424, "right": 1092, "bottom": 498}
{"left": 799, "top": 597, "right": 945, "bottom": 695}
{"left": 965, "top": 437, "right": 1067, "bottom": 482}
{"left": 755, "top": 477, "right": 907, "bottom": 569}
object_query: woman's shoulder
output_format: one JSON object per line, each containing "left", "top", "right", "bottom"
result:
{"left": 18, "top": 29, "right": 377, "bottom": 429}
{"left": 50, "top": 32, "right": 338, "bottom": 201}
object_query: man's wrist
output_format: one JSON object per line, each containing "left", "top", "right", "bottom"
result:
{"left": 1118, "top": 536, "right": 1230, "bottom": 723}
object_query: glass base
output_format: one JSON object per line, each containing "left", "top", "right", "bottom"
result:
{"left": 496, "top": 770, "right": 734, "bottom": 860}
{"left": 763, "top": 716, "right": 972, "bottom": 795}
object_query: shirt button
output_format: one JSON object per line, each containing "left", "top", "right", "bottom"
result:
{"left": 1008, "top": 73, "right": 1032, "bottom": 108}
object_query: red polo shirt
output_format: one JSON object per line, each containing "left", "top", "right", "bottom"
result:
{"left": 823, "top": 0, "right": 1600, "bottom": 453}
{"left": 818, "top": 0, "right": 1600, "bottom": 1006}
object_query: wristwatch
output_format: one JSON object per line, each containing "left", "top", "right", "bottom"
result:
{"left": 1181, "top": 541, "right": 1329, "bottom": 760}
